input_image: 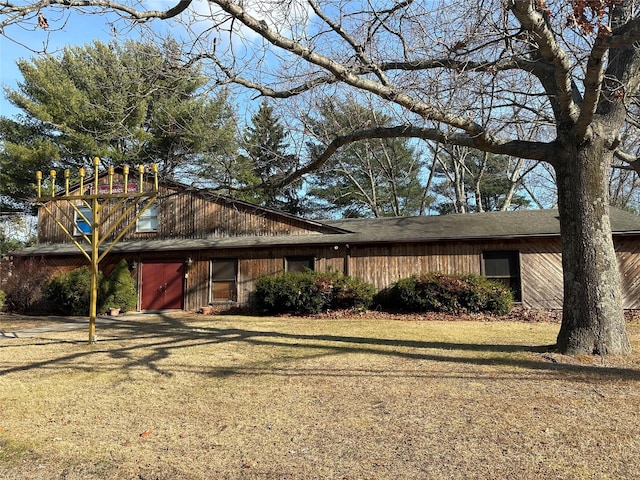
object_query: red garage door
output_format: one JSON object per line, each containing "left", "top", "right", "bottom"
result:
{"left": 141, "top": 260, "right": 185, "bottom": 310}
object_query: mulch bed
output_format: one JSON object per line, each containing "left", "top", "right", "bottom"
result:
{"left": 301, "top": 306, "right": 564, "bottom": 323}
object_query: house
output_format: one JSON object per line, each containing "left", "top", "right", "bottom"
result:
{"left": 12, "top": 172, "right": 640, "bottom": 311}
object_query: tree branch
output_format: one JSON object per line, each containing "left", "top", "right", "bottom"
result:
{"left": 614, "top": 149, "right": 640, "bottom": 175}
{"left": 307, "top": 0, "right": 391, "bottom": 86}
{"left": 577, "top": 36, "right": 609, "bottom": 141}
{"left": 210, "top": 0, "right": 493, "bottom": 138}
{"left": 586, "top": 18, "right": 640, "bottom": 144}
{"left": 0, "top": 0, "right": 191, "bottom": 29}
{"left": 268, "top": 125, "right": 553, "bottom": 190}
{"left": 509, "top": 0, "right": 580, "bottom": 124}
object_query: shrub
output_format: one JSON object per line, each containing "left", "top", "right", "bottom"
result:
{"left": 43, "top": 267, "right": 100, "bottom": 316}
{"left": 459, "top": 275, "right": 513, "bottom": 315}
{"left": 100, "top": 259, "right": 137, "bottom": 313}
{"left": 3, "top": 258, "right": 52, "bottom": 314}
{"left": 43, "top": 260, "right": 138, "bottom": 316}
{"left": 255, "top": 271, "right": 326, "bottom": 315}
{"left": 331, "top": 274, "right": 376, "bottom": 310}
{"left": 383, "top": 272, "right": 513, "bottom": 315}
{"left": 255, "top": 270, "right": 375, "bottom": 315}
{"left": 0, "top": 290, "right": 5, "bottom": 311}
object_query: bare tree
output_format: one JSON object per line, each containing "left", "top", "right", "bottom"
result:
{"left": 3, "top": 0, "right": 640, "bottom": 354}
{"left": 431, "top": 144, "right": 539, "bottom": 214}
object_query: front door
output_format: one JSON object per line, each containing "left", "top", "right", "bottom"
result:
{"left": 141, "top": 260, "right": 184, "bottom": 310}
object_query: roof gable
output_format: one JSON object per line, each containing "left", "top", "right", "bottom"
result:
{"left": 38, "top": 170, "right": 347, "bottom": 244}
{"left": 157, "top": 177, "right": 347, "bottom": 235}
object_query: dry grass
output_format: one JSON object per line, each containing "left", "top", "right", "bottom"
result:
{"left": 1, "top": 312, "right": 640, "bottom": 480}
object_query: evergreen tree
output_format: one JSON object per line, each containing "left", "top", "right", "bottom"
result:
{"left": 235, "top": 100, "right": 303, "bottom": 214}
{"left": 0, "top": 39, "right": 237, "bottom": 213}
{"left": 305, "top": 100, "right": 426, "bottom": 218}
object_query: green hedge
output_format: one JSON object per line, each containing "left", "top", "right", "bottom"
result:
{"left": 43, "top": 267, "right": 100, "bottom": 316}
{"left": 380, "top": 272, "right": 513, "bottom": 315}
{"left": 99, "top": 259, "right": 137, "bottom": 313}
{"left": 255, "top": 270, "right": 375, "bottom": 315}
{"left": 43, "top": 259, "right": 137, "bottom": 316}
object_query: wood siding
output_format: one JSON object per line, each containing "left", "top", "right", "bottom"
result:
{"left": 616, "top": 238, "right": 640, "bottom": 309}
{"left": 25, "top": 234, "right": 640, "bottom": 312}
{"left": 38, "top": 178, "right": 334, "bottom": 244}
{"left": 180, "top": 238, "right": 571, "bottom": 311}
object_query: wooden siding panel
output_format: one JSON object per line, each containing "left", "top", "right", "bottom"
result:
{"left": 38, "top": 179, "right": 333, "bottom": 245}
{"left": 616, "top": 238, "right": 640, "bottom": 309}
{"left": 519, "top": 239, "right": 564, "bottom": 309}
{"left": 348, "top": 243, "right": 482, "bottom": 291}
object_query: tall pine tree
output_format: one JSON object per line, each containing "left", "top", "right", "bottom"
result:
{"left": 235, "top": 101, "right": 303, "bottom": 214}
{"left": 305, "top": 100, "right": 427, "bottom": 218}
{"left": 0, "top": 39, "right": 237, "bottom": 213}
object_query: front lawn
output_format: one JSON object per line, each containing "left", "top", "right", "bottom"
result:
{"left": 1, "top": 313, "right": 639, "bottom": 479}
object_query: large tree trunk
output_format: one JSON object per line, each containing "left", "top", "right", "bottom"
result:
{"left": 554, "top": 139, "right": 631, "bottom": 355}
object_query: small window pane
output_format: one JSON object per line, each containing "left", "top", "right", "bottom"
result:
{"left": 212, "top": 282, "right": 234, "bottom": 301}
{"left": 483, "top": 251, "right": 518, "bottom": 277}
{"left": 485, "top": 257, "right": 512, "bottom": 277}
{"left": 286, "top": 256, "right": 314, "bottom": 272}
{"left": 74, "top": 206, "right": 92, "bottom": 236}
{"left": 213, "top": 260, "right": 236, "bottom": 281}
{"left": 137, "top": 204, "right": 158, "bottom": 232}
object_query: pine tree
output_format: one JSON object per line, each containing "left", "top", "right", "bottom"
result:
{"left": 305, "top": 100, "right": 426, "bottom": 218}
{"left": 0, "top": 39, "right": 237, "bottom": 213}
{"left": 236, "top": 101, "right": 303, "bottom": 214}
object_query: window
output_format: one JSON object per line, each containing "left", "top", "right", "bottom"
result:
{"left": 137, "top": 203, "right": 158, "bottom": 232}
{"left": 74, "top": 206, "right": 92, "bottom": 236}
{"left": 211, "top": 259, "right": 237, "bottom": 302}
{"left": 285, "top": 256, "right": 315, "bottom": 272}
{"left": 482, "top": 250, "right": 521, "bottom": 301}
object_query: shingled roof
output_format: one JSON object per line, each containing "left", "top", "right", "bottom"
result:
{"left": 13, "top": 208, "right": 640, "bottom": 256}
{"left": 323, "top": 207, "right": 640, "bottom": 241}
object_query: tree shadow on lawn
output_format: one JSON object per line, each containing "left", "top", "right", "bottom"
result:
{"left": 0, "top": 313, "right": 639, "bottom": 382}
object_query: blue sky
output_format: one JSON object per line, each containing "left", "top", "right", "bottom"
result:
{"left": 0, "top": 10, "right": 142, "bottom": 118}
{"left": 0, "top": 3, "right": 276, "bottom": 126}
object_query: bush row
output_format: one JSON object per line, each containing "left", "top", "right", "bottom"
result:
{"left": 3, "top": 258, "right": 137, "bottom": 315}
{"left": 255, "top": 270, "right": 513, "bottom": 316}
{"left": 255, "top": 270, "right": 376, "bottom": 315}
{"left": 2, "top": 261, "right": 512, "bottom": 316}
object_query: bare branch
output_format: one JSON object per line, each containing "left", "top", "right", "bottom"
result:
{"left": 0, "top": 0, "right": 191, "bottom": 29}
{"left": 577, "top": 36, "right": 609, "bottom": 141}
{"left": 614, "top": 148, "right": 640, "bottom": 175}
{"left": 268, "top": 125, "right": 553, "bottom": 190}
{"left": 509, "top": 0, "right": 580, "bottom": 123}
{"left": 307, "top": 0, "right": 391, "bottom": 86}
